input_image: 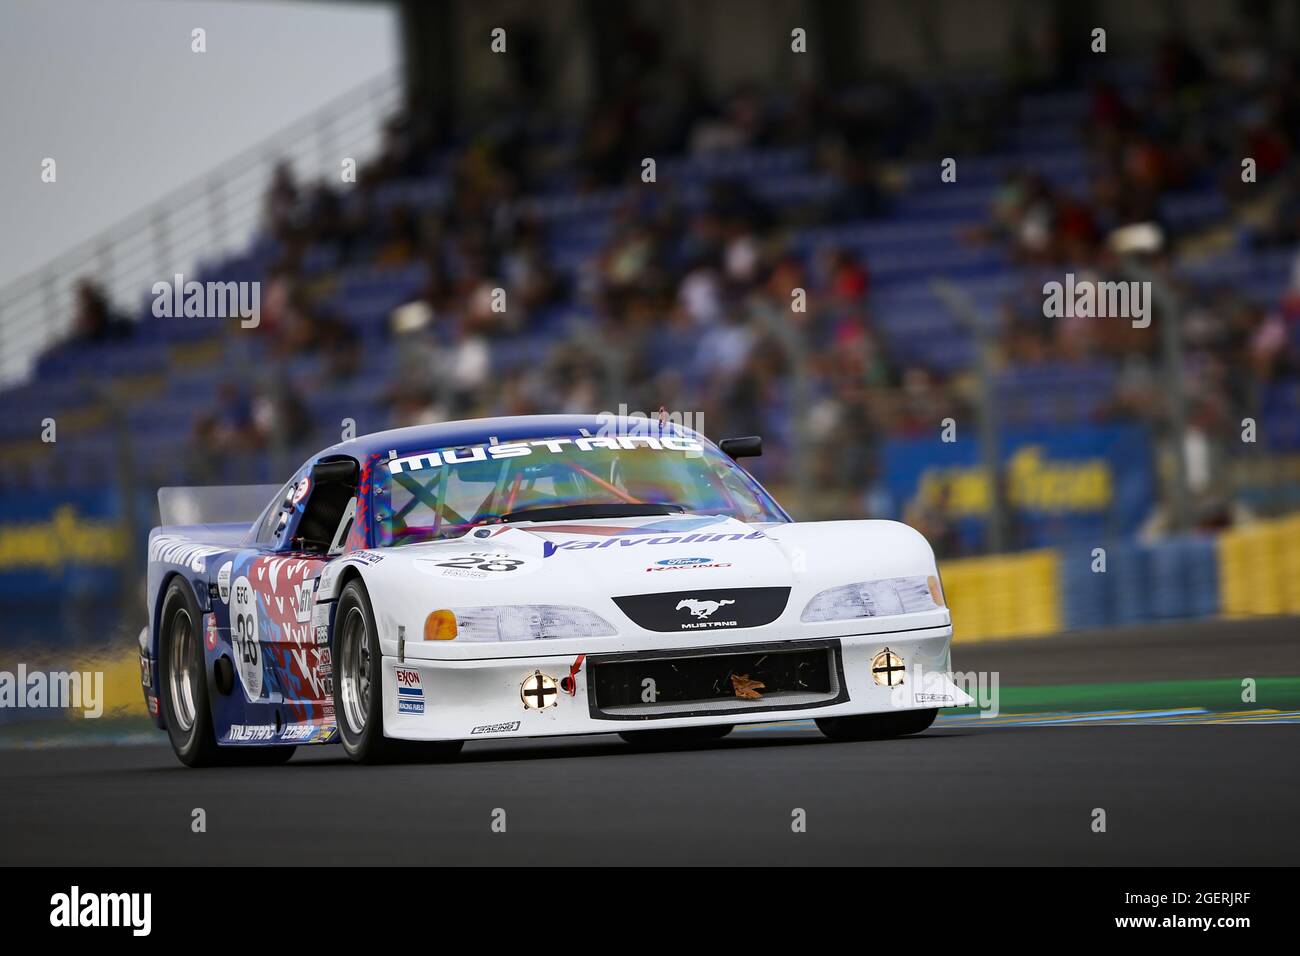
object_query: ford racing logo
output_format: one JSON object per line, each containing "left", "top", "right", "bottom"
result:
{"left": 657, "top": 557, "right": 712, "bottom": 566}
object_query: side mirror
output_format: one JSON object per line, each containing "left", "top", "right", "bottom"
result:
{"left": 719, "top": 436, "right": 762, "bottom": 459}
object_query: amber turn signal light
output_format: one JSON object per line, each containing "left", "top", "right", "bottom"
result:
{"left": 424, "top": 609, "right": 458, "bottom": 640}
{"left": 927, "top": 575, "right": 946, "bottom": 608}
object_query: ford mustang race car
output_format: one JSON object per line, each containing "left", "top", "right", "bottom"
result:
{"left": 141, "top": 414, "right": 970, "bottom": 766}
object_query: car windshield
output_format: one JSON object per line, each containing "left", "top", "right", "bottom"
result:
{"left": 373, "top": 435, "right": 787, "bottom": 546}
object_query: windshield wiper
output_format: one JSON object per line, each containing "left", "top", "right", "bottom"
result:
{"left": 492, "top": 503, "right": 686, "bottom": 524}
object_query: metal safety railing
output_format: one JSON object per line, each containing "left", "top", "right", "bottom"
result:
{"left": 0, "top": 69, "right": 404, "bottom": 386}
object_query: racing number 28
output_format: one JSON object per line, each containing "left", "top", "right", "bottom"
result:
{"left": 433, "top": 555, "right": 523, "bottom": 572}
{"left": 232, "top": 582, "right": 259, "bottom": 665}
{"left": 233, "top": 612, "right": 258, "bottom": 663}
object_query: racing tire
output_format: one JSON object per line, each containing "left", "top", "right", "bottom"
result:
{"left": 159, "top": 580, "right": 297, "bottom": 767}
{"left": 333, "top": 579, "right": 463, "bottom": 764}
{"left": 618, "top": 724, "right": 734, "bottom": 749}
{"left": 815, "top": 708, "right": 937, "bottom": 741}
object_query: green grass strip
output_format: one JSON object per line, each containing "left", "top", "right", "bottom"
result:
{"left": 948, "top": 676, "right": 1300, "bottom": 715}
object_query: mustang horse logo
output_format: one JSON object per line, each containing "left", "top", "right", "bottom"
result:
{"left": 676, "top": 598, "right": 735, "bottom": 619}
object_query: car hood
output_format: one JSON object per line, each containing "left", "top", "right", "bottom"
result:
{"left": 395, "top": 513, "right": 793, "bottom": 597}
{"left": 338, "top": 511, "right": 946, "bottom": 646}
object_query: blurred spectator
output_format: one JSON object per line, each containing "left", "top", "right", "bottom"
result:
{"left": 70, "top": 279, "right": 131, "bottom": 345}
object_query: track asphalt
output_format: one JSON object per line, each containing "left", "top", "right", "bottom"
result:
{"left": 1, "top": 616, "right": 1295, "bottom": 865}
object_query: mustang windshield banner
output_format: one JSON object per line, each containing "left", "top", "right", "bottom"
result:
{"left": 880, "top": 424, "right": 1155, "bottom": 551}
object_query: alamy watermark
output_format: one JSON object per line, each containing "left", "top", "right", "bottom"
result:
{"left": 0, "top": 664, "right": 104, "bottom": 718}
{"left": 151, "top": 273, "right": 260, "bottom": 328}
{"left": 1043, "top": 273, "right": 1150, "bottom": 329}
{"left": 888, "top": 662, "right": 1001, "bottom": 717}
{"left": 596, "top": 404, "right": 705, "bottom": 444}
{"left": 50, "top": 886, "right": 150, "bottom": 936}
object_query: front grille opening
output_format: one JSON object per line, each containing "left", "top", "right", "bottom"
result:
{"left": 589, "top": 641, "right": 846, "bottom": 719}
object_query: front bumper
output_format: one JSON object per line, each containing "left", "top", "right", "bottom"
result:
{"left": 381, "top": 625, "right": 968, "bottom": 741}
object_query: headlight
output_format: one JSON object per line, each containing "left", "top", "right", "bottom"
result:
{"left": 800, "top": 575, "right": 943, "bottom": 623}
{"left": 431, "top": 605, "right": 617, "bottom": 642}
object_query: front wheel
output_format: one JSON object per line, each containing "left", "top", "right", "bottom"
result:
{"left": 333, "top": 579, "right": 462, "bottom": 764}
{"left": 815, "top": 708, "right": 937, "bottom": 742}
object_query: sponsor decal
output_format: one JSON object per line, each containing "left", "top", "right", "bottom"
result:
{"left": 915, "top": 692, "right": 955, "bottom": 704}
{"left": 871, "top": 648, "right": 906, "bottom": 687}
{"left": 272, "top": 721, "right": 336, "bottom": 743}
{"left": 554, "top": 530, "right": 766, "bottom": 550}
{"left": 146, "top": 694, "right": 160, "bottom": 716}
{"left": 471, "top": 720, "right": 522, "bottom": 735}
{"left": 290, "top": 577, "right": 314, "bottom": 623}
{"left": 139, "top": 654, "right": 152, "bottom": 690}
{"left": 311, "top": 597, "right": 331, "bottom": 636}
{"left": 396, "top": 666, "right": 424, "bottom": 715}
{"left": 217, "top": 560, "right": 233, "bottom": 604}
{"left": 291, "top": 476, "right": 311, "bottom": 505}
{"left": 646, "top": 556, "right": 732, "bottom": 572}
{"left": 281, "top": 724, "right": 317, "bottom": 742}
{"left": 520, "top": 670, "right": 559, "bottom": 710}
{"left": 388, "top": 435, "right": 704, "bottom": 474}
{"left": 227, "top": 724, "right": 276, "bottom": 742}
{"left": 318, "top": 551, "right": 381, "bottom": 594}
{"left": 204, "top": 613, "right": 219, "bottom": 652}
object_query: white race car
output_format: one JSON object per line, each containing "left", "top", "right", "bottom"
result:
{"left": 143, "top": 414, "right": 969, "bottom": 766}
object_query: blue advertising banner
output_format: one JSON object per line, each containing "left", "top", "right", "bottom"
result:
{"left": 0, "top": 492, "right": 130, "bottom": 649}
{"left": 880, "top": 424, "right": 1155, "bottom": 552}
{"left": 0, "top": 492, "right": 127, "bottom": 597}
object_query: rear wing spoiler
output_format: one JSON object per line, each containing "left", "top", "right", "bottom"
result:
{"left": 157, "top": 485, "right": 282, "bottom": 528}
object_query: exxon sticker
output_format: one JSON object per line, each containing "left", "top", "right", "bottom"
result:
{"left": 395, "top": 667, "right": 424, "bottom": 715}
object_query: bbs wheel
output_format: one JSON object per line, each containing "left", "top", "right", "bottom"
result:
{"left": 815, "top": 708, "right": 937, "bottom": 742}
{"left": 159, "top": 579, "right": 222, "bottom": 767}
{"left": 333, "top": 578, "right": 462, "bottom": 764}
